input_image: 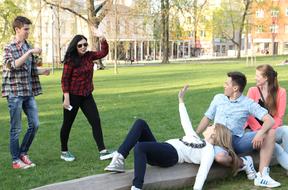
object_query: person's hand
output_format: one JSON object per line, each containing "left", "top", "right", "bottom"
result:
{"left": 90, "top": 26, "right": 105, "bottom": 39}
{"left": 30, "top": 48, "right": 42, "bottom": 55}
{"left": 178, "top": 85, "right": 189, "bottom": 103}
{"left": 252, "top": 132, "right": 264, "bottom": 149}
{"left": 63, "top": 97, "right": 70, "bottom": 110}
{"left": 43, "top": 68, "right": 51, "bottom": 76}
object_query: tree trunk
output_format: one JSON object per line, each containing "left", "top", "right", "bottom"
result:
{"left": 86, "top": 0, "right": 105, "bottom": 69}
{"left": 161, "top": 0, "right": 169, "bottom": 64}
{"left": 237, "top": 32, "right": 241, "bottom": 59}
{"left": 237, "top": 0, "right": 252, "bottom": 59}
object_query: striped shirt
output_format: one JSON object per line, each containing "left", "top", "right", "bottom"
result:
{"left": 2, "top": 39, "right": 42, "bottom": 97}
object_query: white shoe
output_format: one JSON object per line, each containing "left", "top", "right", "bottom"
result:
{"left": 240, "top": 156, "right": 257, "bottom": 180}
{"left": 60, "top": 151, "right": 75, "bottom": 162}
{"left": 254, "top": 167, "right": 281, "bottom": 188}
{"left": 131, "top": 186, "right": 141, "bottom": 190}
{"left": 12, "top": 160, "right": 31, "bottom": 169}
{"left": 100, "top": 149, "right": 115, "bottom": 160}
{"left": 104, "top": 152, "right": 125, "bottom": 172}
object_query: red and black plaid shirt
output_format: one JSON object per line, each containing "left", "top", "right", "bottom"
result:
{"left": 61, "top": 40, "right": 108, "bottom": 96}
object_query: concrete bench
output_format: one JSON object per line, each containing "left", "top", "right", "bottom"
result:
{"left": 33, "top": 153, "right": 277, "bottom": 190}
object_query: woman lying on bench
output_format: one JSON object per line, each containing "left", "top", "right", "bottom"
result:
{"left": 105, "top": 85, "right": 238, "bottom": 190}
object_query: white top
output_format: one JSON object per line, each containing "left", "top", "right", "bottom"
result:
{"left": 166, "top": 103, "right": 214, "bottom": 190}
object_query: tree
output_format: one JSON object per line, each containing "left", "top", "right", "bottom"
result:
{"left": 173, "top": 0, "right": 208, "bottom": 51}
{"left": 161, "top": 0, "right": 169, "bottom": 64}
{"left": 212, "top": 0, "right": 252, "bottom": 59}
{"left": 0, "top": 0, "right": 23, "bottom": 56}
{"left": 43, "top": 0, "right": 113, "bottom": 69}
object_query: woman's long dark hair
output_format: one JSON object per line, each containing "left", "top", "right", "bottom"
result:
{"left": 62, "top": 34, "right": 87, "bottom": 67}
{"left": 256, "top": 64, "right": 279, "bottom": 116}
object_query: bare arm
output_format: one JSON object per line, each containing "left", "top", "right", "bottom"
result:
{"left": 196, "top": 116, "right": 210, "bottom": 135}
{"left": 14, "top": 48, "right": 42, "bottom": 68}
{"left": 252, "top": 114, "right": 274, "bottom": 149}
{"left": 37, "top": 67, "right": 51, "bottom": 75}
{"left": 63, "top": 92, "right": 70, "bottom": 110}
{"left": 259, "top": 114, "right": 274, "bottom": 135}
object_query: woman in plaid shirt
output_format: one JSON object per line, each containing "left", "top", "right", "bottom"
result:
{"left": 60, "top": 34, "right": 113, "bottom": 161}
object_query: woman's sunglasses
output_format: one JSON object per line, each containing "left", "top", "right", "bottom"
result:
{"left": 77, "top": 43, "right": 88, "bottom": 48}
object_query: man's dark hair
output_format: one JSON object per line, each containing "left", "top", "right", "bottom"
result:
{"left": 12, "top": 16, "right": 32, "bottom": 32}
{"left": 227, "top": 71, "right": 247, "bottom": 93}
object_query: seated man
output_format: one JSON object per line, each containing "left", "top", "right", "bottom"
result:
{"left": 196, "top": 71, "right": 280, "bottom": 188}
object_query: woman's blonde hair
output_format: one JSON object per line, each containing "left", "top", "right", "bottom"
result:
{"left": 212, "top": 123, "right": 239, "bottom": 174}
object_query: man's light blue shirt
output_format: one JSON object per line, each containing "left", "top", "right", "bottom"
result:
{"left": 205, "top": 94, "right": 268, "bottom": 137}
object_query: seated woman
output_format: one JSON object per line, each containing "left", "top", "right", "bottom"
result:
{"left": 105, "top": 85, "right": 238, "bottom": 190}
{"left": 245, "top": 64, "right": 288, "bottom": 173}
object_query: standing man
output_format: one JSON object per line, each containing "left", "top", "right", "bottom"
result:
{"left": 2, "top": 16, "right": 50, "bottom": 169}
{"left": 196, "top": 71, "right": 281, "bottom": 188}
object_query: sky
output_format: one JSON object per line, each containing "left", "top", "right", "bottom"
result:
{"left": 126, "top": 0, "right": 132, "bottom": 6}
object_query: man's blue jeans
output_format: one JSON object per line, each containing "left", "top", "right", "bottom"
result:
{"left": 7, "top": 96, "right": 39, "bottom": 161}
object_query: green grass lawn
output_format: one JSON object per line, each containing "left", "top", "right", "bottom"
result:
{"left": 0, "top": 56, "right": 288, "bottom": 190}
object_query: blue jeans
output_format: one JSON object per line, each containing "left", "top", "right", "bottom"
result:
{"left": 214, "top": 131, "right": 257, "bottom": 155}
{"left": 274, "top": 126, "right": 288, "bottom": 170}
{"left": 118, "top": 119, "right": 178, "bottom": 189}
{"left": 7, "top": 96, "right": 39, "bottom": 161}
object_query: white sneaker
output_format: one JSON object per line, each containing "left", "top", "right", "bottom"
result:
{"left": 60, "top": 151, "right": 75, "bottom": 162}
{"left": 254, "top": 167, "right": 281, "bottom": 188}
{"left": 240, "top": 156, "right": 257, "bottom": 180}
{"left": 131, "top": 186, "right": 142, "bottom": 190}
{"left": 12, "top": 160, "right": 31, "bottom": 169}
{"left": 100, "top": 149, "right": 115, "bottom": 160}
{"left": 104, "top": 152, "right": 125, "bottom": 172}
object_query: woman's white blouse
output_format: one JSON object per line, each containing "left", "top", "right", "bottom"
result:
{"left": 166, "top": 103, "right": 214, "bottom": 190}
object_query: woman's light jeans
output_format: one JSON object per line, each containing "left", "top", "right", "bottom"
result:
{"left": 274, "top": 126, "right": 288, "bottom": 170}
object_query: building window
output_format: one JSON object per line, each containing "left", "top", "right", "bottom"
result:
{"left": 45, "top": 22, "right": 48, "bottom": 33}
{"left": 286, "top": 8, "right": 288, "bottom": 16}
{"left": 284, "top": 43, "right": 288, "bottom": 51}
{"left": 107, "top": 21, "right": 111, "bottom": 33}
{"left": 270, "top": 24, "right": 279, "bottom": 33}
{"left": 256, "top": 25, "right": 264, "bottom": 33}
{"left": 125, "top": 21, "right": 129, "bottom": 34}
{"left": 143, "top": 23, "right": 146, "bottom": 33}
{"left": 134, "top": 22, "right": 138, "bottom": 34}
{"left": 256, "top": 9, "right": 264, "bottom": 18}
{"left": 285, "top": 25, "right": 288, "bottom": 33}
{"left": 116, "top": 20, "right": 120, "bottom": 34}
{"left": 271, "top": 9, "right": 279, "bottom": 17}
{"left": 200, "top": 30, "right": 206, "bottom": 37}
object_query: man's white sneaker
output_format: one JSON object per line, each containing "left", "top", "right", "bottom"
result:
{"left": 254, "top": 167, "right": 281, "bottom": 188}
{"left": 240, "top": 156, "right": 257, "bottom": 180}
{"left": 104, "top": 152, "right": 125, "bottom": 172}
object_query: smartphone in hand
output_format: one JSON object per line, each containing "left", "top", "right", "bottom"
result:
{"left": 67, "top": 105, "right": 73, "bottom": 111}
